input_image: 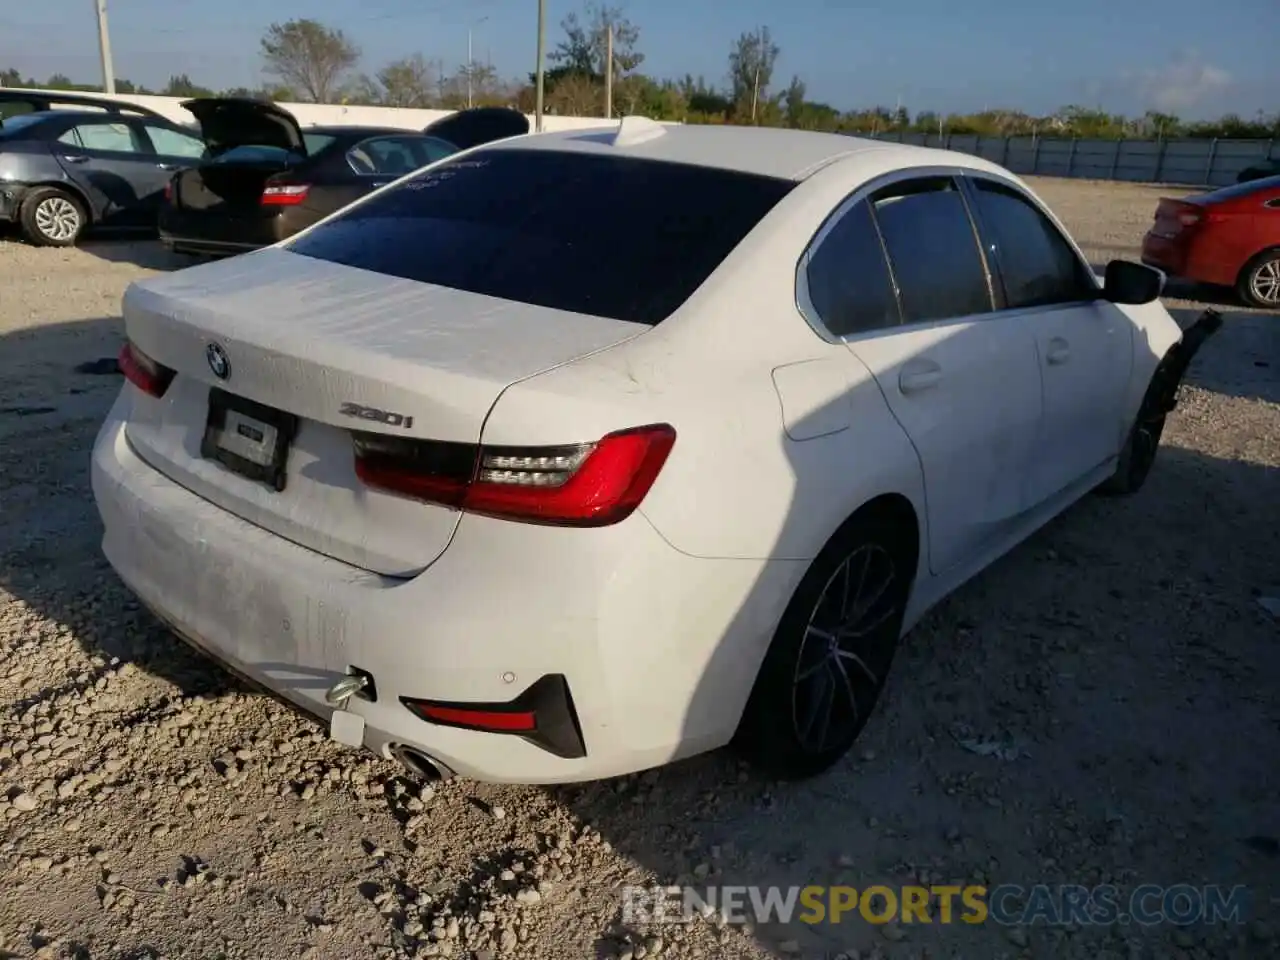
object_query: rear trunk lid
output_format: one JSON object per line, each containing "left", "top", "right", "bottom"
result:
{"left": 182, "top": 97, "right": 306, "bottom": 155}
{"left": 119, "top": 249, "right": 649, "bottom": 577}
{"left": 422, "top": 106, "right": 530, "bottom": 150}
{"left": 1150, "top": 196, "right": 1207, "bottom": 239}
{"left": 171, "top": 98, "right": 307, "bottom": 218}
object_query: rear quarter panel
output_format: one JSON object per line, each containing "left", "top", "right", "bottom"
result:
{"left": 480, "top": 157, "right": 931, "bottom": 564}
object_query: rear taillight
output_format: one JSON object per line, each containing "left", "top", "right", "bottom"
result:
{"left": 163, "top": 178, "right": 174, "bottom": 204}
{"left": 118, "top": 341, "right": 175, "bottom": 398}
{"left": 261, "top": 183, "right": 310, "bottom": 206}
{"left": 353, "top": 424, "right": 676, "bottom": 527}
{"left": 1157, "top": 198, "right": 1204, "bottom": 228}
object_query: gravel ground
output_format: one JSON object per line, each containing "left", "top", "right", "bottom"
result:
{"left": 1, "top": 178, "right": 1278, "bottom": 960}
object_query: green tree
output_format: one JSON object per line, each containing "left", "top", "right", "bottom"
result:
{"left": 376, "top": 54, "right": 435, "bottom": 108}
{"left": 550, "top": 2, "right": 644, "bottom": 79}
{"left": 163, "top": 74, "right": 214, "bottom": 98}
{"left": 260, "top": 19, "right": 359, "bottom": 103}
{"left": 727, "top": 27, "right": 779, "bottom": 121}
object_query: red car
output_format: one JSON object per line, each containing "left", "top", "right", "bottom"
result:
{"left": 1141, "top": 174, "right": 1280, "bottom": 309}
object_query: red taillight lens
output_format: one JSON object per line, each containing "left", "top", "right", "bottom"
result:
{"left": 405, "top": 703, "right": 537, "bottom": 732}
{"left": 261, "top": 183, "right": 310, "bottom": 206}
{"left": 353, "top": 424, "right": 676, "bottom": 527}
{"left": 163, "top": 178, "right": 174, "bottom": 204}
{"left": 118, "top": 341, "right": 175, "bottom": 398}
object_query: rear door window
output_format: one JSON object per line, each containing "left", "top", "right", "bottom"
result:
{"left": 58, "top": 121, "right": 147, "bottom": 154}
{"left": 870, "top": 177, "right": 993, "bottom": 324}
{"left": 286, "top": 148, "right": 795, "bottom": 326}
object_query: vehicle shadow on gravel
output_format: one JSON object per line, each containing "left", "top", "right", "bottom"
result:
{"left": 1167, "top": 307, "right": 1280, "bottom": 404}
{"left": 79, "top": 237, "right": 195, "bottom": 273}
{"left": 3, "top": 316, "right": 1277, "bottom": 959}
{"left": 546, "top": 449, "right": 1279, "bottom": 960}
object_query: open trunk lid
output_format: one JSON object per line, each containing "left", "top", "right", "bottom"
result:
{"left": 422, "top": 106, "right": 529, "bottom": 150}
{"left": 119, "top": 249, "right": 648, "bottom": 577}
{"left": 182, "top": 97, "right": 305, "bottom": 156}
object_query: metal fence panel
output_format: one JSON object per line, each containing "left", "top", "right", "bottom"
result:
{"left": 862, "top": 132, "right": 1277, "bottom": 186}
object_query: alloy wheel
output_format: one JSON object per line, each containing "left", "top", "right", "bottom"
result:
{"left": 791, "top": 543, "right": 899, "bottom": 754}
{"left": 1249, "top": 258, "right": 1280, "bottom": 307}
{"left": 34, "top": 197, "right": 80, "bottom": 242}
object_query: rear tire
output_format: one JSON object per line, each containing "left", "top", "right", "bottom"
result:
{"left": 19, "top": 187, "right": 86, "bottom": 247}
{"left": 1236, "top": 249, "right": 1280, "bottom": 309}
{"left": 733, "top": 510, "right": 914, "bottom": 780}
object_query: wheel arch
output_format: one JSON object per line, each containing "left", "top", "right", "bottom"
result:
{"left": 19, "top": 180, "right": 97, "bottom": 225}
{"left": 1235, "top": 244, "right": 1280, "bottom": 288}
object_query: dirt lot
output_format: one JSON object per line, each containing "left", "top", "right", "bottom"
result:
{"left": 0, "top": 177, "right": 1277, "bottom": 960}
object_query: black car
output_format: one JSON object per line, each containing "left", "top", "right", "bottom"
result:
{"left": 158, "top": 98, "right": 530, "bottom": 257}
{"left": 0, "top": 89, "right": 171, "bottom": 123}
{"left": 1237, "top": 158, "right": 1280, "bottom": 184}
{"left": 0, "top": 108, "right": 208, "bottom": 246}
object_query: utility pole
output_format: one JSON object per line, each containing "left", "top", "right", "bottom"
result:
{"left": 94, "top": 0, "right": 116, "bottom": 95}
{"left": 467, "top": 16, "right": 489, "bottom": 110}
{"left": 534, "top": 0, "right": 546, "bottom": 132}
{"left": 749, "top": 26, "right": 762, "bottom": 124}
{"left": 604, "top": 24, "right": 613, "bottom": 119}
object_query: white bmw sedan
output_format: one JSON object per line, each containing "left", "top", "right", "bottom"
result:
{"left": 91, "top": 117, "right": 1220, "bottom": 785}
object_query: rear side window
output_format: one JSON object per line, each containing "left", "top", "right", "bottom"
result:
{"left": 285, "top": 148, "right": 795, "bottom": 326}
{"left": 804, "top": 201, "right": 900, "bottom": 336}
{"left": 302, "top": 132, "right": 337, "bottom": 155}
{"left": 967, "top": 179, "right": 1096, "bottom": 309}
{"left": 347, "top": 135, "right": 457, "bottom": 176}
{"left": 871, "top": 177, "right": 992, "bottom": 324}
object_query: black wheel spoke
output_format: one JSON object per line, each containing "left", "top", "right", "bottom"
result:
{"left": 791, "top": 541, "right": 900, "bottom": 755}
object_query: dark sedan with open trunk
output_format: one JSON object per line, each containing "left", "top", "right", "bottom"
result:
{"left": 158, "top": 98, "right": 530, "bottom": 257}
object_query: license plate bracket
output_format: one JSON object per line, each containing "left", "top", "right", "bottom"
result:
{"left": 200, "top": 387, "right": 298, "bottom": 492}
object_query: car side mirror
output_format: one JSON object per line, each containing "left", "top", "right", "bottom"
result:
{"left": 1103, "top": 259, "right": 1164, "bottom": 305}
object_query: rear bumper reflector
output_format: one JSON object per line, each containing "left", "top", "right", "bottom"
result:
{"left": 401, "top": 674, "right": 587, "bottom": 759}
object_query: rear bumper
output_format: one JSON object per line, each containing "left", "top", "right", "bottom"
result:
{"left": 1141, "top": 231, "right": 1188, "bottom": 277}
{"left": 0, "top": 183, "right": 31, "bottom": 222}
{"left": 158, "top": 206, "right": 285, "bottom": 256}
{"left": 91, "top": 389, "right": 801, "bottom": 783}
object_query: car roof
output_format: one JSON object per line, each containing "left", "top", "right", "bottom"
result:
{"left": 3, "top": 108, "right": 178, "bottom": 126}
{"left": 480, "top": 121, "right": 1009, "bottom": 182}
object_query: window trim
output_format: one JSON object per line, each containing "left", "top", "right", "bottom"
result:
{"left": 795, "top": 165, "right": 1000, "bottom": 344}
{"left": 958, "top": 173, "right": 1104, "bottom": 315}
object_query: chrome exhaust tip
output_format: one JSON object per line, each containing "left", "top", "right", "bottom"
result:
{"left": 388, "top": 744, "right": 455, "bottom": 782}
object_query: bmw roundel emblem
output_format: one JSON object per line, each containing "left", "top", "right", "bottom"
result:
{"left": 206, "top": 342, "right": 230, "bottom": 380}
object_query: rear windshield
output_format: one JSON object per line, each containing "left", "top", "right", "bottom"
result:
{"left": 212, "top": 144, "right": 303, "bottom": 165}
{"left": 284, "top": 148, "right": 795, "bottom": 325}
{"left": 0, "top": 113, "right": 46, "bottom": 136}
